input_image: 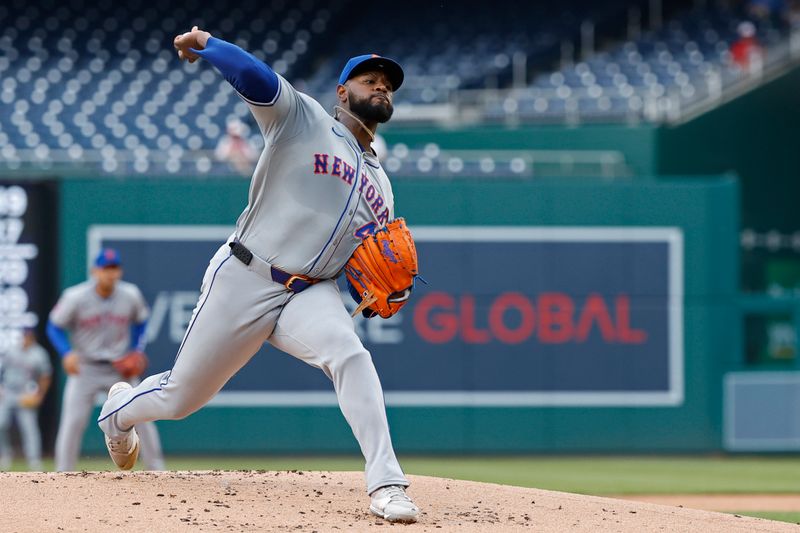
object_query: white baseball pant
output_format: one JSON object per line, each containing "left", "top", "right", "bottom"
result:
{"left": 0, "top": 394, "right": 43, "bottom": 470}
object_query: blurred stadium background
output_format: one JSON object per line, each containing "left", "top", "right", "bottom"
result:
{"left": 2, "top": 0, "right": 800, "bottom": 519}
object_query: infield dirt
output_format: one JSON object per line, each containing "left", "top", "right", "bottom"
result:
{"left": 0, "top": 470, "right": 795, "bottom": 532}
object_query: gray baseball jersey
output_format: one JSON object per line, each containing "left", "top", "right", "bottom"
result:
{"left": 0, "top": 343, "right": 51, "bottom": 395}
{"left": 236, "top": 74, "right": 395, "bottom": 279}
{"left": 49, "top": 281, "right": 149, "bottom": 362}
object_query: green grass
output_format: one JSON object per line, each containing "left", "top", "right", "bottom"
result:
{"left": 731, "top": 511, "right": 800, "bottom": 524}
{"left": 7, "top": 455, "right": 800, "bottom": 495}
{"left": 402, "top": 456, "right": 800, "bottom": 494}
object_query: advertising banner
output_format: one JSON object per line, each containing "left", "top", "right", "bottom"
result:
{"left": 88, "top": 225, "right": 683, "bottom": 407}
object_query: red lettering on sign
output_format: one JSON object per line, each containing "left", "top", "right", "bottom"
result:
{"left": 615, "top": 295, "right": 647, "bottom": 343}
{"left": 575, "top": 293, "right": 616, "bottom": 342}
{"left": 413, "top": 292, "right": 457, "bottom": 343}
{"left": 538, "top": 292, "right": 574, "bottom": 343}
{"left": 413, "top": 291, "right": 649, "bottom": 345}
{"left": 488, "top": 292, "right": 535, "bottom": 344}
{"left": 460, "top": 295, "right": 490, "bottom": 343}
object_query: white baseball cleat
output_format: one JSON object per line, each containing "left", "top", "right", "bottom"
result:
{"left": 103, "top": 382, "right": 140, "bottom": 470}
{"left": 369, "top": 485, "right": 419, "bottom": 523}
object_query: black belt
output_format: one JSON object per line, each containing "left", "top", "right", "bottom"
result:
{"left": 85, "top": 359, "right": 114, "bottom": 366}
{"left": 229, "top": 241, "right": 319, "bottom": 293}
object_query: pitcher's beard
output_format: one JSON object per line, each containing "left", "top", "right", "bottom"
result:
{"left": 348, "top": 92, "right": 393, "bottom": 123}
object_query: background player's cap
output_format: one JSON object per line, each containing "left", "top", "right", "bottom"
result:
{"left": 94, "top": 247, "right": 122, "bottom": 268}
{"left": 338, "top": 54, "right": 404, "bottom": 91}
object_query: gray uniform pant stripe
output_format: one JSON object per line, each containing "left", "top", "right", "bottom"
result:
{"left": 99, "top": 242, "right": 407, "bottom": 493}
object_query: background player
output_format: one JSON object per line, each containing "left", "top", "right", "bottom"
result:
{"left": 47, "top": 248, "right": 165, "bottom": 471}
{"left": 0, "top": 327, "right": 52, "bottom": 471}
{"left": 97, "top": 27, "right": 419, "bottom": 523}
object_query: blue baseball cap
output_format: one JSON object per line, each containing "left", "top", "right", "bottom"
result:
{"left": 94, "top": 248, "right": 121, "bottom": 268}
{"left": 338, "top": 54, "right": 404, "bottom": 91}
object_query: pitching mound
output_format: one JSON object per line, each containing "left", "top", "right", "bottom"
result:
{"left": 0, "top": 470, "right": 793, "bottom": 532}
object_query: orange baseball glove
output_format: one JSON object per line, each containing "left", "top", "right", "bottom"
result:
{"left": 345, "top": 218, "right": 419, "bottom": 319}
{"left": 112, "top": 351, "right": 149, "bottom": 379}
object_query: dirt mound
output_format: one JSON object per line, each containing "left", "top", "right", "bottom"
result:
{"left": 0, "top": 470, "right": 793, "bottom": 532}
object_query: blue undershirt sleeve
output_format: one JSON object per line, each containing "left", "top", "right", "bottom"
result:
{"left": 193, "top": 37, "right": 280, "bottom": 104}
{"left": 130, "top": 321, "right": 148, "bottom": 352}
{"left": 46, "top": 320, "right": 72, "bottom": 357}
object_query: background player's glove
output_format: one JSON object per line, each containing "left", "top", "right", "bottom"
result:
{"left": 62, "top": 351, "right": 80, "bottom": 375}
{"left": 113, "top": 351, "right": 149, "bottom": 379}
{"left": 345, "top": 218, "right": 419, "bottom": 319}
{"left": 18, "top": 392, "right": 42, "bottom": 409}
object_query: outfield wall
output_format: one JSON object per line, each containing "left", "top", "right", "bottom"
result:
{"left": 52, "top": 175, "right": 739, "bottom": 454}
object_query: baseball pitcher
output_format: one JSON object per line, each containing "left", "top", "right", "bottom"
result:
{"left": 97, "top": 27, "right": 420, "bottom": 522}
